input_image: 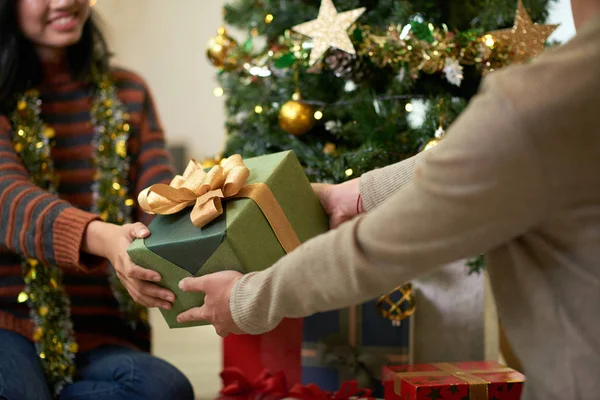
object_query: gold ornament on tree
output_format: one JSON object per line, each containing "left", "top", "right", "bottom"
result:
{"left": 422, "top": 123, "right": 446, "bottom": 151}
{"left": 279, "top": 67, "right": 317, "bottom": 136}
{"left": 487, "top": 0, "right": 559, "bottom": 64}
{"left": 292, "top": 0, "right": 365, "bottom": 66}
{"left": 376, "top": 283, "right": 416, "bottom": 327}
{"left": 200, "top": 154, "right": 223, "bottom": 169}
{"left": 206, "top": 27, "right": 238, "bottom": 70}
{"left": 279, "top": 96, "right": 316, "bottom": 136}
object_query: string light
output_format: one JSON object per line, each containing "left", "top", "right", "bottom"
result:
{"left": 213, "top": 87, "right": 224, "bottom": 97}
{"left": 254, "top": 105, "right": 264, "bottom": 114}
{"left": 314, "top": 110, "right": 323, "bottom": 120}
{"left": 405, "top": 103, "right": 414, "bottom": 112}
{"left": 265, "top": 14, "right": 274, "bottom": 23}
{"left": 345, "top": 168, "right": 354, "bottom": 177}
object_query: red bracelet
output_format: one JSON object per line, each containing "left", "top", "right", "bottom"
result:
{"left": 356, "top": 194, "right": 362, "bottom": 214}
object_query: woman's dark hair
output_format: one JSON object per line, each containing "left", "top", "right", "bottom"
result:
{"left": 0, "top": 0, "right": 111, "bottom": 112}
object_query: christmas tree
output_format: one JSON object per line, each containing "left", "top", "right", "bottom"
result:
{"left": 208, "top": 0, "right": 558, "bottom": 272}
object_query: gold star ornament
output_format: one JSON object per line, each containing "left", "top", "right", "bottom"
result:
{"left": 488, "top": 0, "right": 559, "bottom": 64}
{"left": 292, "top": 0, "right": 366, "bottom": 66}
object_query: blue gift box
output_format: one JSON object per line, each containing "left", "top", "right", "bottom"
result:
{"left": 301, "top": 296, "right": 412, "bottom": 397}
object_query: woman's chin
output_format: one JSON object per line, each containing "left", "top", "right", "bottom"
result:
{"left": 37, "top": 35, "right": 83, "bottom": 52}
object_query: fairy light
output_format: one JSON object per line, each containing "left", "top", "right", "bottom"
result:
{"left": 213, "top": 87, "right": 224, "bottom": 97}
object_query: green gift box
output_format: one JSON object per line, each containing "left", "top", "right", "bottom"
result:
{"left": 127, "top": 150, "right": 329, "bottom": 328}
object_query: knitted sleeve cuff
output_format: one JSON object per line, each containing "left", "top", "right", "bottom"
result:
{"left": 230, "top": 272, "right": 279, "bottom": 335}
{"left": 359, "top": 152, "right": 427, "bottom": 211}
{"left": 53, "top": 207, "right": 103, "bottom": 270}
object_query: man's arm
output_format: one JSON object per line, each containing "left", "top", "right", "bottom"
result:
{"left": 359, "top": 151, "right": 428, "bottom": 211}
{"left": 230, "top": 81, "right": 550, "bottom": 335}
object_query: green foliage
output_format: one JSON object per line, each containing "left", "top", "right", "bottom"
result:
{"left": 224, "top": 0, "right": 555, "bottom": 42}
{"left": 220, "top": 0, "right": 555, "bottom": 183}
{"left": 218, "top": 0, "right": 555, "bottom": 271}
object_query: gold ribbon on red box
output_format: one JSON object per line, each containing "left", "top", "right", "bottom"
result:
{"left": 394, "top": 362, "right": 518, "bottom": 400}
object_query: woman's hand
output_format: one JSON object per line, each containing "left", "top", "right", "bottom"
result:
{"left": 84, "top": 221, "right": 175, "bottom": 310}
{"left": 312, "top": 178, "right": 364, "bottom": 229}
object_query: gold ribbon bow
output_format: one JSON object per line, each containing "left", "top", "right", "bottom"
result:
{"left": 138, "top": 155, "right": 250, "bottom": 228}
{"left": 138, "top": 154, "right": 301, "bottom": 253}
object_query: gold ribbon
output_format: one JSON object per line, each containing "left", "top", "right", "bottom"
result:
{"left": 138, "top": 154, "right": 301, "bottom": 253}
{"left": 394, "top": 363, "right": 516, "bottom": 400}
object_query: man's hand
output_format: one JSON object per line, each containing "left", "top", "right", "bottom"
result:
{"left": 312, "top": 178, "right": 364, "bottom": 229}
{"left": 84, "top": 221, "right": 175, "bottom": 310}
{"left": 177, "top": 271, "right": 244, "bottom": 337}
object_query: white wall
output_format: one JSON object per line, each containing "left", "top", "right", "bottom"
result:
{"left": 549, "top": 0, "right": 576, "bottom": 42}
{"left": 95, "top": 0, "right": 230, "bottom": 162}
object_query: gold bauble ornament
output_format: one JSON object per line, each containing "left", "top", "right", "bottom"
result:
{"left": 201, "top": 158, "right": 219, "bottom": 169}
{"left": 206, "top": 27, "right": 238, "bottom": 70}
{"left": 376, "top": 283, "right": 415, "bottom": 326}
{"left": 421, "top": 125, "right": 446, "bottom": 152}
{"left": 278, "top": 100, "right": 316, "bottom": 136}
{"left": 422, "top": 138, "right": 440, "bottom": 151}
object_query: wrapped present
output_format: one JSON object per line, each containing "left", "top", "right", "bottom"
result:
{"left": 301, "top": 297, "right": 413, "bottom": 397}
{"left": 127, "top": 150, "right": 329, "bottom": 328}
{"left": 382, "top": 366, "right": 407, "bottom": 400}
{"left": 388, "top": 361, "right": 525, "bottom": 400}
{"left": 223, "top": 318, "right": 303, "bottom": 389}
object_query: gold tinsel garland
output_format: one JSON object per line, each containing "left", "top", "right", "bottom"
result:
{"left": 11, "top": 75, "right": 145, "bottom": 396}
{"left": 210, "top": 0, "right": 557, "bottom": 85}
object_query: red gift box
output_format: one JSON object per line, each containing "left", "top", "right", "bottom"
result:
{"left": 382, "top": 365, "right": 408, "bottom": 400}
{"left": 223, "top": 318, "right": 303, "bottom": 389}
{"left": 384, "top": 361, "right": 525, "bottom": 400}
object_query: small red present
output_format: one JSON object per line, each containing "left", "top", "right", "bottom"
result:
{"left": 382, "top": 365, "right": 408, "bottom": 400}
{"left": 223, "top": 318, "right": 303, "bottom": 389}
{"left": 385, "top": 361, "right": 525, "bottom": 400}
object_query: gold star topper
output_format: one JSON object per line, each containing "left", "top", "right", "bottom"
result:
{"left": 292, "top": 0, "right": 366, "bottom": 66}
{"left": 488, "top": 0, "right": 559, "bottom": 64}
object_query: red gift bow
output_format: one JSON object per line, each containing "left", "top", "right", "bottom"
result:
{"left": 219, "top": 368, "right": 375, "bottom": 400}
{"left": 220, "top": 368, "right": 288, "bottom": 400}
{"left": 289, "top": 380, "right": 375, "bottom": 400}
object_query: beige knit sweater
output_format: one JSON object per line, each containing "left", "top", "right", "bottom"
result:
{"left": 231, "top": 15, "right": 600, "bottom": 400}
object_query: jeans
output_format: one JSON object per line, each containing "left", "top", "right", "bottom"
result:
{"left": 0, "top": 329, "right": 194, "bottom": 400}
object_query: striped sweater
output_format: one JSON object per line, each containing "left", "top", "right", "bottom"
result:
{"left": 0, "top": 64, "right": 175, "bottom": 352}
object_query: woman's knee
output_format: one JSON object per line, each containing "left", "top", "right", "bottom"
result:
{"left": 0, "top": 330, "right": 52, "bottom": 400}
